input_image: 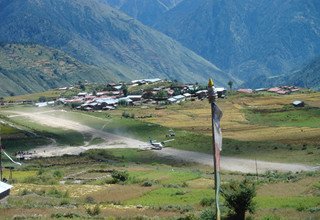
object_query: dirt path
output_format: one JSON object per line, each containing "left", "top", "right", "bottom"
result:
{"left": 6, "top": 110, "right": 319, "bottom": 173}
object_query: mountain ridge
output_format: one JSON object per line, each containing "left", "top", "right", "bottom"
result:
{"left": 105, "top": 0, "right": 320, "bottom": 87}
{"left": 0, "top": 0, "right": 234, "bottom": 96}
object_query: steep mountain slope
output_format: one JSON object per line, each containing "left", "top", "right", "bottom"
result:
{"left": 285, "top": 57, "right": 320, "bottom": 90}
{"left": 104, "top": 0, "right": 184, "bottom": 26}
{"left": 153, "top": 0, "right": 320, "bottom": 86}
{"left": 0, "top": 0, "right": 231, "bottom": 92}
{"left": 103, "top": 0, "right": 168, "bottom": 26}
{"left": 0, "top": 44, "right": 113, "bottom": 96}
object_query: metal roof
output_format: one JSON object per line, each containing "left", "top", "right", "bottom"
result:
{"left": 0, "top": 181, "right": 12, "bottom": 194}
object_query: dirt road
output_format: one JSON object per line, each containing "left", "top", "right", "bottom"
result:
{"left": 6, "top": 110, "right": 319, "bottom": 173}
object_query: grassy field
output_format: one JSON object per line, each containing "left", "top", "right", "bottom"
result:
{"left": 1, "top": 92, "right": 320, "bottom": 219}
{"left": 0, "top": 149, "right": 319, "bottom": 219}
{"left": 2, "top": 92, "right": 320, "bottom": 164}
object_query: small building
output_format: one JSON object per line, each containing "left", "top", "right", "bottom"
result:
{"left": 0, "top": 181, "right": 13, "bottom": 200}
{"left": 237, "top": 89, "right": 253, "bottom": 94}
{"left": 255, "top": 88, "right": 268, "bottom": 92}
{"left": 183, "top": 93, "right": 192, "bottom": 100}
{"left": 215, "top": 87, "right": 227, "bottom": 98}
{"left": 196, "top": 90, "right": 208, "bottom": 99}
{"left": 172, "top": 95, "right": 186, "bottom": 103}
{"left": 113, "top": 85, "right": 123, "bottom": 91}
{"left": 35, "top": 102, "right": 48, "bottom": 107}
{"left": 167, "top": 97, "right": 178, "bottom": 104}
{"left": 292, "top": 100, "right": 304, "bottom": 107}
{"left": 127, "top": 95, "right": 142, "bottom": 102}
{"left": 77, "top": 92, "right": 88, "bottom": 97}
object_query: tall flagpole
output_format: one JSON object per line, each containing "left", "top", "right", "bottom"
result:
{"left": 208, "top": 78, "right": 221, "bottom": 220}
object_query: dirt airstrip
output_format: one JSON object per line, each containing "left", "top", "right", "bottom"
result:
{"left": 6, "top": 110, "right": 319, "bottom": 173}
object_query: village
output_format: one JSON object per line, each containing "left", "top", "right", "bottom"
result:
{"left": 26, "top": 78, "right": 304, "bottom": 111}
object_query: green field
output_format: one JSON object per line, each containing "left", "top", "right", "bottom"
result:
{"left": 1, "top": 92, "right": 320, "bottom": 219}
{"left": 0, "top": 149, "right": 318, "bottom": 219}
{"left": 245, "top": 106, "right": 320, "bottom": 128}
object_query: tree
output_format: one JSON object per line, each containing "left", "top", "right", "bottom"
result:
{"left": 38, "top": 96, "right": 47, "bottom": 102}
{"left": 227, "top": 81, "right": 233, "bottom": 91}
{"left": 122, "top": 85, "right": 128, "bottom": 96}
{"left": 154, "top": 90, "right": 168, "bottom": 100}
{"left": 221, "top": 179, "right": 256, "bottom": 220}
{"left": 142, "top": 90, "right": 153, "bottom": 99}
{"left": 79, "top": 84, "right": 85, "bottom": 91}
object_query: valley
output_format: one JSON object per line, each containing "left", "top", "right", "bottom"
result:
{"left": 0, "top": 90, "right": 319, "bottom": 219}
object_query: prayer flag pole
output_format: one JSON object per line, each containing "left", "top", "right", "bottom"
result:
{"left": 0, "top": 137, "right": 2, "bottom": 181}
{"left": 208, "top": 78, "right": 222, "bottom": 220}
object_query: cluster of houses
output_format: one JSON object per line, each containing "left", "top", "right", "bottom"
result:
{"left": 237, "top": 86, "right": 301, "bottom": 95}
{"left": 31, "top": 78, "right": 305, "bottom": 111}
{"left": 50, "top": 78, "right": 227, "bottom": 111}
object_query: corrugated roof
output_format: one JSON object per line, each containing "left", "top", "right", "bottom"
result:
{"left": 0, "top": 181, "right": 12, "bottom": 194}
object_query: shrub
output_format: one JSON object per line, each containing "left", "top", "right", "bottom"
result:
{"left": 200, "top": 198, "right": 215, "bottom": 207}
{"left": 86, "top": 205, "right": 101, "bottom": 216}
{"left": 173, "top": 190, "right": 187, "bottom": 196}
{"left": 60, "top": 198, "right": 71, "bottom": 206}
{"left": 221, "top": 179, "right": 256, "bottom": 220}
{"left": 53, "top": 170, "right": 64, "bottom": 179}
{"left": 141, "top": 181, "right": 153, "bottom": 187}
{"left": 111, "top": 170, "right": 128, "bottom": 183}
{"left": 19, "top": 189, "right": 31, "bottom": 196}
{"left": 51, "top": 212, "right": 80, "bottom": 218}
{"left": 200, "top": 209, "right": 215, "bottom": 220}
{"left": 85, "top": 196, "right": 95, "bottom": 204}
{"left": 122, "top": 111, "right": 135, "bottom": 118}
{"left": 46, "top": 188, "right": 69, "bottom": 198}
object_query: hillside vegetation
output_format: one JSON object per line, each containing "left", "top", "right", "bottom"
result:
{"left": 0, "top": 0, "right": 233, "bottom": 96}
{"left": 0, "top": 44, "right": 115, "bottom": 96}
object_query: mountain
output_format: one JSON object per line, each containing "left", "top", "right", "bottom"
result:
{"left": 151, "top": 0, "right": 320, "bottom": 87}
{"left": 103, "top": 0, "right": 183, "bottom": 26}
{"left": 285, "top": 57, "right": 320, "bottom": 90}
{"left": 0, "top": 44, "right": 114, "bottom": 96}
{"left": 0, "top": 0, "right": 232, "bottom": 95}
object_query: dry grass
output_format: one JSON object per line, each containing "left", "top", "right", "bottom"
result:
{"left": 131, "top": 93, "right": 320, "bottom": 145}
{"left": 12, "top": 184, "right": 102, "bottom": 198}
{"left": 88, "top": 185, "right": 157, "bottom": 203}
{"left": 257, "top": 176, "right": 319, "bottom": 197}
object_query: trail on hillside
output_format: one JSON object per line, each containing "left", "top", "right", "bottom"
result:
{"left": 5, "top": 110, "right": 319, "bottom": 173}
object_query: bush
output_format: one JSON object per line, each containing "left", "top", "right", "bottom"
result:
{"left": 51, "top": 212, "right": 80, "bottom": 218}
{"left": 111, "top": 170, "right": 129, "bottom": 183}
{"left": 200, "top": 197, "right": 215, "bottom": 207}
{"left": 86, "top": 205, "right": 101, "bottom": 216}
{"left": 19, "top": 189, "right": 31, "bottom": 196}
{"left": 122, "top": 111, "right": 135, "bottom": 118}
{"left": 200, "top": 209, "right": 215, "bottom": 220}
{"left": 53, "top": 170, "right": 64, "bottom": 179}
{"left": 141, "top": 181, "right": 153, "bottom": 187}
{"left": 46, "top": 188, "right": 69, "bottom": 198}
{"left": 221, "top": 179, "right": 256, "bottom": 220}
{"left": 60, "top": 198, "right": 71, "bottom": 206}
{"left": 85, "top": 196, "right": 95, "bottom": 204}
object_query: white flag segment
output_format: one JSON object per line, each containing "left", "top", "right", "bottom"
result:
{"left": 213, "top": 103, "right": 223, "bottom": 151}
{"left": 2, "top": 150, "right": 22, "bottom": 166}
